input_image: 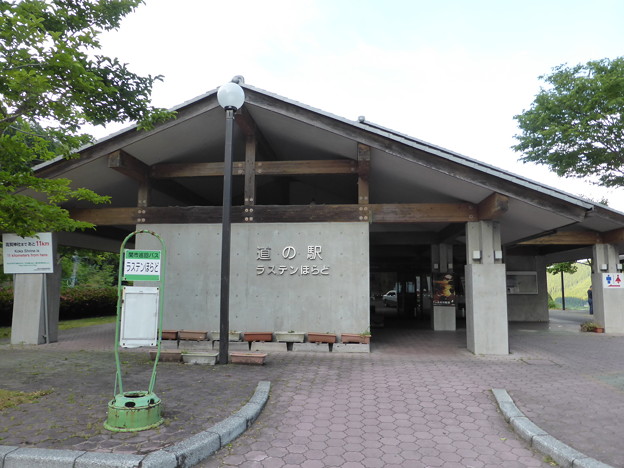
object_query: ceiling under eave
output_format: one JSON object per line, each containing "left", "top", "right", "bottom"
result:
{"left": 30, "top": 82, "right": 624, "bottom": 256}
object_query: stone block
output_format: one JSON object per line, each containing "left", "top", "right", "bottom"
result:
{"left": 75, "top": 452, "right": 143, "bottom": 468}
{"left": 293, "top": 342, "right": 330, "bottom": 352}
{"left": 163, "top": 431, "right": 221, "bottom": 468}
{"left": 251, "top": 342, "right": 287, "bottom": 352}
{"left": 333, "top": 343, "right": 370, "bottom": 353}
{"left": 0, "top": 446, "right": 19, "bottom": 464}
{"left": 207, "top": 415, "right": 247, "bottom": 446}
{"left": 498, "top": 401, "right": 524, "bottom": 422}
{"left": 5, "top": 448, "right": 85, "bottom": 468}
{"left": 178, "top": 341, "right": 213, "bottom": 352}
{"left": 248, "top": 381, "right": 271, "bottom": 407}
{"left": 212, "top": 341, "right": 249, "bottom": 351}
{"left": 138, "top": 450, "right": 177, "bottom": 468}
{"left": 533, "top": 434, "right": 585, "bottom": 468}
{"left": 510, "top": 416, "right": 547, "bottom": 442}
{"left": 573, "top": 457, "right": 614, "bottom": 468}
{"left": 491, "top": 388, "right": 513, "bottom": 404}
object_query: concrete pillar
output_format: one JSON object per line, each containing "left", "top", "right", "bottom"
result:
{"left": 591, "top": 244, "right": 624, "bottom": 332}
{"left": 431, "top": 243, "right": 453, "bottom": 273}
{"left": 465, "top": 221, "right": 508, "bottom": 354}
{"left": 431, "top": 244, "right": 456, "bottom": 330}
{"left": 10, "top": 237, "right": 61, "bottom": 345}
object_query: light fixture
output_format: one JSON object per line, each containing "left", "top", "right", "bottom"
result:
{"left": 217, "top": 82, "right": 245, "bottom": 110}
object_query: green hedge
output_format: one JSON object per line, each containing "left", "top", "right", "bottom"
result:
{"left": 0, "top": 287, "right": 118, "bottom": 326}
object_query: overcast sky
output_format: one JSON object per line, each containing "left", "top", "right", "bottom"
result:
{"left": 94, "top": 0, "right": 624, "bottom": 211}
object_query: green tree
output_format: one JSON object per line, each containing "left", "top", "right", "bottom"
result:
{"left": 0, "top": 0, "right": 174, "bottom": 237}
{"left": 546, "top": 262, "right": 579, "bottom": 276}
{"left": 513, "top": 57, "right": 624, "bottom": 187}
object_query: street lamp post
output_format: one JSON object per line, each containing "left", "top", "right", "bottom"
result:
{"left": 217, "top": 81, "right": 245, "bottom": 365}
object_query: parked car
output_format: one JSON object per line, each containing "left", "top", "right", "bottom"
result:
{"left": 382, "top": 290, "right": 397, "bottom": 307}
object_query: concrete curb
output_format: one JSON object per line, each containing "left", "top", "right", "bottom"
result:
{"left": 0, "top": 381, "right": 271, "bottom": 468}
{"left": 491, "top": 388, "right": 613, "bottom": 468}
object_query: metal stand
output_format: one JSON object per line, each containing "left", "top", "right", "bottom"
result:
{"left": 104, "top": 230, "right": 166, "bottom": 432}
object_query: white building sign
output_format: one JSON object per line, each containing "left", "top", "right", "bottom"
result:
{"left": 2, "top": 232, "right": 54, "bottom": 274}
{"left": 255, "top": 244, "right": 330, "bottom": 276}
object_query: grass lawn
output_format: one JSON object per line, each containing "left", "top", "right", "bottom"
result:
{"left": 0, "top": 389, "right": 53, "bottom": 411}
{"left": 0, "top": 315, "right": 116, "bottom": 340}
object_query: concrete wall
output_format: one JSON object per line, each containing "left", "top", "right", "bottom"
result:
{"left": 137, "top": 222, "right": 370, "bottom": 334}
{"left": 591, "top": 244, "right": 624, "bottom": 332}
{"left": 506, "top": 256, "right": 549, "bottom": 322}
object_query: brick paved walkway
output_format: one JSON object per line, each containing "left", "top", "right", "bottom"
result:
{"left": 1, "top": 309, "right": 623, "bottom": 467}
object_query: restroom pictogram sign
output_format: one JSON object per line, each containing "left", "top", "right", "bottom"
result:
{"left": 603, "top": 273, "right": 623, "bottom": 288}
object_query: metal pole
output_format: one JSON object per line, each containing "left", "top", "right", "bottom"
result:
{"left": 560, "top": 270, "right": 566, "bottom": 310}
{"left": 219, "top": 108, "right": 235, "bottom": 365}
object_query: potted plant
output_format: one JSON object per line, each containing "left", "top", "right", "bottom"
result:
{"left": 181, "top": 351, "right": 219, "bottom": 365}
{"left": 178, "top": 330, "right": 208, "bottom": 341}
{"left": 274, "top": 330, "right": 305, "bottom": 343}
{"left": 161, "top": 330, "right": 178, "bottom": 340}
{"left": 341, "top": 328, "right": 371, "bottom": 344}
{"left": 230, "top": 352, "right": 267, "bottom": 365}
{"left": 307, "top": 332, "right": 336, "bottom": 344}
{"left": 211, "top": 330, "right": 241, "bottom": 341}
{"left": 580, "top": 321, "right": 600, "bottom": 332}
{"left": 243, "top": 332, "right": 273, "bottom": 342}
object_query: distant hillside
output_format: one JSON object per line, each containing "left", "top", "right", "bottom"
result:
{"left": 546, "top": 262, "right": 591, "bottom": 309}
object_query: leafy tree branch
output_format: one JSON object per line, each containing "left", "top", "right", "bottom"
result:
{"left": 0, "top": 0, "right": 175, "bottom": 237}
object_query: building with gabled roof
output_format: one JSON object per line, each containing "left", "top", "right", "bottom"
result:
{"left": 13, "top": 79, "right": 624, "bottom": 354}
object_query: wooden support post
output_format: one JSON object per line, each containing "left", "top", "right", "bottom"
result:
{"left": 357, "top": 143, "right": 370, "bottom": 205}
{"left": 244, "top": 136, "right": 257, "bottom": 207}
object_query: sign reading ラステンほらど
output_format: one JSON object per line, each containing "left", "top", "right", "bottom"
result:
{"left": 123, "top": 250, "right": 161, "bottom": 281}
{"left": 2, "top": 233, "right": 54, "bottom": 274}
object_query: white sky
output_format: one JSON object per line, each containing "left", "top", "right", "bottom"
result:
{"left": 94, "top": 0, "right": 624, "bottom": 211}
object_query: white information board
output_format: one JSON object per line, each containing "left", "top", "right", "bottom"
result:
{"left": 2, "top": 233, "right": 54, "bottom": 274}
{"left": 120, "top": 286, "right": 159, "bottom": 348}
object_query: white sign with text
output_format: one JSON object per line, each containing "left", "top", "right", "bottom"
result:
{"left": 2, "top": 233, "right": 54, "bottom": 274}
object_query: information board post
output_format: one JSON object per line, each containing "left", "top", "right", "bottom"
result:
{"left": 2, "top": 233, "right": 60, "bottom": 345}
{"left": 104, "top": 230, "right": 166, "bottom": 432}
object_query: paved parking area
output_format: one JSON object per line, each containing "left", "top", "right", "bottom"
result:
{"left": 1, "top": 309, "right": 623, "bottom": 467}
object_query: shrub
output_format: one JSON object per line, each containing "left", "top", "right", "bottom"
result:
{"left": 0, "top": 289, "right": 13, "bottom": 326}
{"left": 0, "top": 287, "right": 118, "bottom": 326}
{"left": 59, "top": 287, "right": 117, "bottom": 320}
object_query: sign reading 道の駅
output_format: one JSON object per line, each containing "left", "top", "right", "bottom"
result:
{"left": 123, "top": 250, "right": 161, "bottom": 281}
{"left": 2, "top": 232, "right": 54, "bottom": 274}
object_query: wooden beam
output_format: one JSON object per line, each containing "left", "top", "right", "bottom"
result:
{"left": 520, "top": 231, "right": 603, "bottom": 245}
{"left": 150, "top": 162, "right": 245, "bottom": 178}
{"left": 478, "top": 193, "right": 509, "bottom": 220}
{"left": 255, "top": 160, "right": 357, "bottom": 175}
{"left": 70, "top": 202, "right": 478, "bottom": 225}
{"left": 150, "top": 159, "right": 356, "bottom": 178}
{"left": 108, "top": 150, "right": 149, "bottom": 182}
{"left": 603, "top": 227, "right": 624, "bottom": 244}
{"left": 370, "top": 203, "right": 477, "bottom": 223}
{"left": 71, "top": 207, "right": 141, "bottom": 225}
{"left": 357, "top": 143, "right": 370, "bottom": 205}
{"left": 244, "top": 136, "right": 257, "bottom": 206}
